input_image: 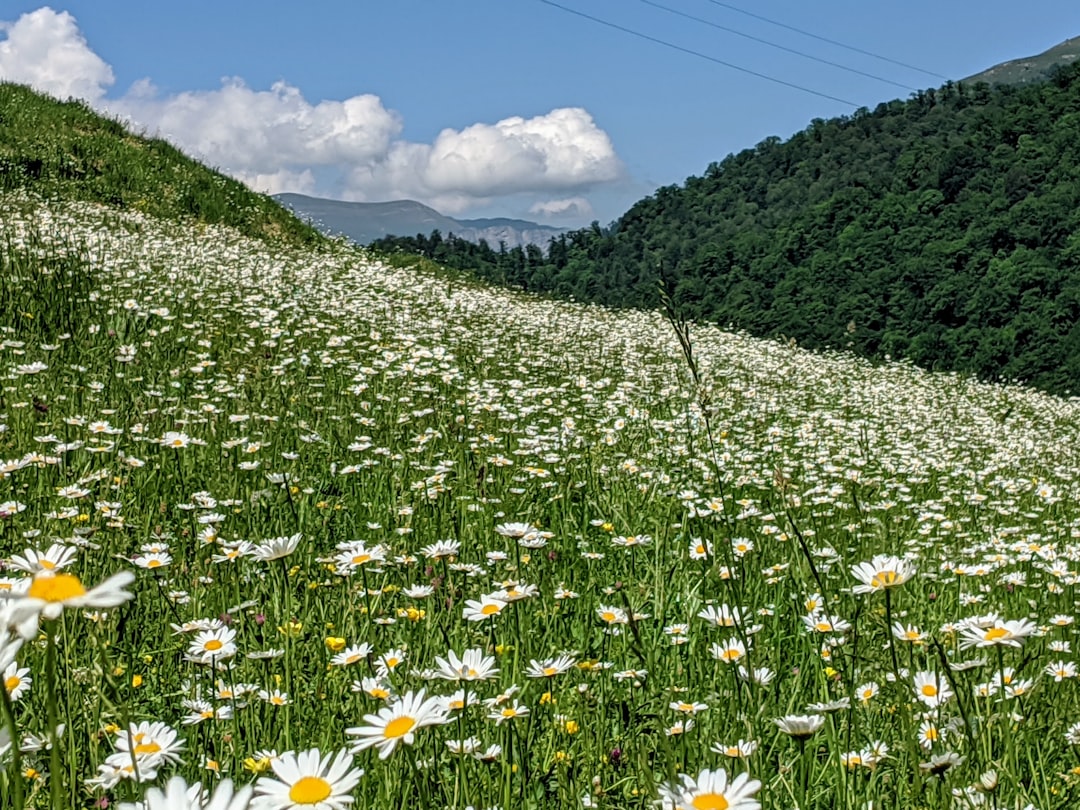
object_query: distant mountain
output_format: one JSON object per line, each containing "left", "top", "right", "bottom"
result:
{"left": 964, "top": 36, "right": 1080, "bottom": 86}
{"left": 274, "top": 193, "right": 566, "bottom": 250}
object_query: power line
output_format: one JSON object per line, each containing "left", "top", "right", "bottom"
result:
{"left": 702, "top": 0, "right": 949, "bottom": 80}
{"left": 539, "top": 0, "right": 859, "bottom": 107}
{"left": 639, "top": 0, "right": 917, "bottom": 91}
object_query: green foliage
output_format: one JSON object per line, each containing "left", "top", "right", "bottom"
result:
{"left": 0, "top": 83, "right": 324, "bottom": 247}
{"left": 373, "top": 65, "right": 1080, "bottom": 395}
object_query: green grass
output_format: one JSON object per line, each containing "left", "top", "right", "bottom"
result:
{"left": 2, "top": 194, "right": 1080, "bottom": 809}
{"left": 0, "top": 84, "right": 324, "bottom": 247}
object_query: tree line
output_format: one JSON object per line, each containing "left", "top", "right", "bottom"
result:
{"left": 372, "top": 64, "right": 1080, "bottom": 396}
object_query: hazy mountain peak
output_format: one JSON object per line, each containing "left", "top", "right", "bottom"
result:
{"left": 275, "top": 193, "right": 566, "bottom": 250}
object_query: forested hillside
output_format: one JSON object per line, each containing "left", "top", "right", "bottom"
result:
{"left": 373, "top": 64, "right": 1080, "bottom": 395}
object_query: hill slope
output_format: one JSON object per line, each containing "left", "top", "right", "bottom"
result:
{"left": 276, "top": 192, "right": 566, "bottom": 249}
{"left": 373, "top": 63, "right": 1080, "bottom": 396}
{"left": 964, "top": 35, "right": 1080, "bottom": 86}
{"left": 0, "top": 83, "right": 322, "bottom": 246}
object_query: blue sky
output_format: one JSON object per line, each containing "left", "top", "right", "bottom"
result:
{"left": 2, "top": 1, "right": 1078, "bottom": 225}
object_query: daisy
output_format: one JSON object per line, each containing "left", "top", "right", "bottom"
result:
{"left": 670, "top": 700, "right": 708, "bottom": 715}
{"left": 657, "top": 767, "right": 761, "bottom": 810}
{"left": 375, "top": 648, "right": 406, "bottom": 676}
{"left": 433, "top": 648, "right": 500, "bottom": 681}
{"left": 801, "top": 613, "right": 851, "bottom": 634}
{"left": 8, "top": 544, "right": 78, "bottom": 574}
{"left": 260, "top": 689, "right": 291, "bottom": 707}
{"left": 697, "top": 604, "right": 745, "bottom": 628}
{"left": 710, "top": 738, "right": 758, "bottom": 759}
{"left": 439, "top": 689, "right": 477, "bottom": 712}
{"left": 181, "top": 700, "right": 232, "bottom": 726}
{"left": 160, "top": 431, "right": 192, "bottom": 449}
{"left": 958, "top": 618, "right": 1037, "bottom": 650}
{"left": 331, "top": 644, "right": 373, "bottom": 668}
{"left": 850, "top": 554, "right": 916, "bottom": 594}
{"left": 524, "top": 654, "right": 577, "bottom": 679}
{"left": 252, "top": 748, "right": 362, "bottom": 809}
{"left": 346, "top": 689, "right": 448, "bottom": 759}
{"left": 856, "top": 681, "right": 879, "bottom": 703}
{"left": 112, "top": 721, "right": 186, "bottom": 768}
{"left": 4, "top": 569, "right": 134, "bottom": 637}
{"left": 709, "top": 639, "right": 746, "bottom": 664}
{"left": 333, "top": 542, "right": 386, "bottom": 573}
{"left": 251, "top": 534, "right": 302, "bottom": 562}
{"left": 350, "top": 677, "right": 395, "bottom": 702}
{"left": 596, "top": 605, "right": 629, "bottom": 626}
{"left": 3, "top": 663, "right": 30, "bottom": 701}
{"left": 118, "top": 776, "right": 252, "bottom": 810}
{"left": 488, "top": 700, "right": 529, "bottom": 725}
{"left": 462, "top": 596, "right": 508, "bottom": 622}
{"left": 913, "top": 671, "right": 953, "bottom": 708}
{"left": 1046, "top": 660, "right": 1076, "bottom": 681}
{"left": 420, "top": 539, "right": 460, "bottom": 559}
{"left": 133, "top": 552, "right": 172, "bottom": 571}
{"left": 186, "top": 627, "right": 238, "bottom": 665}
{"left": 774, "top": 714, "right": 824, "bottom": 739}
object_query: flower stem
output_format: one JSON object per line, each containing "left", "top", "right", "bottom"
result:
{"left": 44, "top": 620, "right": 64, "bottom": 810}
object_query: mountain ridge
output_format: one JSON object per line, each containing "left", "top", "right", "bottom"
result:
{"left": 274, "top": 193, "right": 567, "bottom": 250}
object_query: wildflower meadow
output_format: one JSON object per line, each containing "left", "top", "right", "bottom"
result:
{"left": 1, "top": 194, "right": 1079, "bottom": 809}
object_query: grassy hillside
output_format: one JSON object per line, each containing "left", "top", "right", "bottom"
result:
{"left": 0, "top": 83, "right": 323, "bottom": 246}
{"left": 964, "top": 35, "right": 1080, "bottom": 86}
{"left": 2, "top": 191, "right": 1080, "bottom": 809}
{"left": 374, "top": 63, "right": 1080, "bottom": 396}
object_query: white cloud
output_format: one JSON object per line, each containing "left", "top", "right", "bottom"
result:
{"left": 529, "top": 196, "right": 595, "bottom": 220}
{"left": 233, "top": 168, "right": 317, "bottom": 197}
{"left": 0, "top": 7, "right": 113, "bottom": 101}
{"left": 0, "top": 7, "right": 623, "bottom": 220}
{"left": 111, "top": 79, "right": 402, "bottom": 174}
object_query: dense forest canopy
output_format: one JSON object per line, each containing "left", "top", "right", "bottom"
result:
{"left": 373, "top": 64, "right": 1080, "bottom": 396}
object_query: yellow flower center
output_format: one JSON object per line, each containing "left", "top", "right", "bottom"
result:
{"left": 481, "top": 603, "right": 501, "bottom": 616}
{"left": 352, "top": 554, "right": 370, "bottom": 565}
{"left": 921, "top": 684, "right": 938, "bottom": 697}
{"left": 39, "top": 560, "right": 56, "bottom": 571}
{"left": 692, "top": 792, "right": 729, "bottom": 809}
{"left": 370, "top": 688, "right": 389, "bottom": 699}
{"left": 501, "top": 708, "right": 517, "bottom": 718}
{"left": 4, "top": 676, "right": 20, "bottom": 692}
{"left": 147, "top": 560, "right": 161, "bottom": 568}
{"left": 384, "top": 716, "right": 416, "bottom": 738}
{"left": 133, "top": 742, "right": 161, "bottom": 756}
{"left": 871, "top": 570, "right": 899, "bottom": 588}
{"left": 815, "top": 622, "right": 831, "bottom": 633}
{"left": 28, "top": 573, "right": 86, "bottom": 602}
{"left": 288, "top": 776, "right": 332, "bottom": 804}
{"left": 204, "top": 639, "right": 224, "bottom": 651}
{"left": 601, "top": 611, "right": 616, "bottom": 622}
{"left": 984, "top": 627, "right": 1009, "bottom": 641}
{"left": 543, "top": 667, "right": 557, "bottom": 676}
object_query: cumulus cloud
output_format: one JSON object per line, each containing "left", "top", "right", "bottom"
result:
{"left": 110, "top": 78, "right": 402, "bottom": 174}
{"left": 0, "top": 7, "right": 623, "bottom": 219}
{"left": 529, "top": 196, "right": 595, "bottom": 220}
{"left": 0, "top": 6, "right": 113, "bottom": 101}
{"left": 344, "top": 108, "right": 622, "bottom": 213}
